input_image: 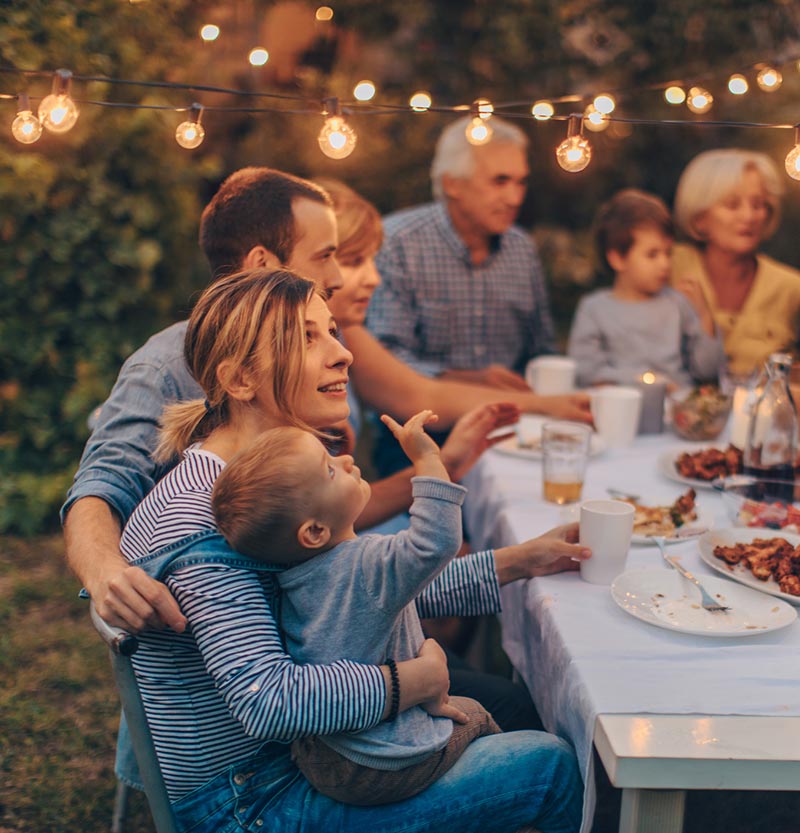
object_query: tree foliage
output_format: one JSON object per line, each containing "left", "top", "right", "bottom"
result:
{"left": 0, "top": 0, "right": 221, "bottom": 533}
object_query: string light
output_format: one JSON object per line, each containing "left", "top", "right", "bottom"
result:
{"left": 38, "top": 69, "right": 79, "bottom": 133}
{"left": 248, "top": 48, "right": 269, "bottom": 67}
{"left": 785, "top": 126, "right": 800, "bottom": 181}
{"left": 756, "top": 66, "right": 782, "bottom": 91}
{"left": 664, "top": 85, "right": 686, "bottom": 105}
{"left": 315, "top": 6, "right": 333, "bottom": 21}
{"left": 200, "top": 24, "right": 220, "bottom": 42}
{"left": 686, "top": 86, "right": 713, "bottom": 114}
{"left": 727, "top": 74, "right": 749, "bottom": 95}
{"left": 583, "top": 103, "right": 608, "bottom": 132}
{"left": 556, "top": 114, "right": 592, "bottom": 173}
{"left": 409, "top": 91, "right": 431, "bottom": 112}
{"left": 318, "top": 97, "right": 357, "bottom": 159}
{"left": 593, "top": 93, "right": 615, "bottom": 115}
{"left": 175, "top": 103, "right": 205, "bottom": 149}
{"left": 353, "top": 80, "right": 376, "bottom": 101}
{"left": 11, "top": 93, "right": 42, "bottom": 144}
{"left": 531, "top": 100, "right": 554, "bottom": 120}
{"left": 465, "top": 116, "right": 492, "bottom": 145}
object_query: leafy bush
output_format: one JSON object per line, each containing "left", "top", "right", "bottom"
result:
{"left": 0, "top": 0, "right": 220, "bottom": 533}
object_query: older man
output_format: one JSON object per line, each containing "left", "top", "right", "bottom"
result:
{"left": 367, "top": 115, "right": 554, "bottom": 476}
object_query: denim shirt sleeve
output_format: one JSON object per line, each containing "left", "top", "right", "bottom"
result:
{"left": 61, "top": 323, "right": 198, "bottom": 525}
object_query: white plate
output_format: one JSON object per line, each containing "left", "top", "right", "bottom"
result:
{"left": 492, "top": 415, "right": 605, "bottom": 461}
{"left": 611, "top": 567, "right": 797, "bottom": 636}
{"left": 657, "top": 447, "right": 732, "bottom": 491}
{"left": 698, "top": 528, "right": 800, "bottom": 607}
{"left": 631, "top": 503, "right": 714, "bottom": 545}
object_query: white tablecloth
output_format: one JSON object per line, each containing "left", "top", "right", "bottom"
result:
{"left": 462, "top": 430, "right": 800, "bottom": 833}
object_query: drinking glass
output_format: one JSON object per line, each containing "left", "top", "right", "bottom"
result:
{"left": 541, "top": 422, "right": 591, "bottom": 505}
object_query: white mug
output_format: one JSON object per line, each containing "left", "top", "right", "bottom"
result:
{"left": 525, "top": 356, "right": 576, "bottom": 395}
{"left": 590, "top": 386, "right": 643, "bottom": 449}
{"left": 579, "top": 499, "right": 635, "bottom": 584}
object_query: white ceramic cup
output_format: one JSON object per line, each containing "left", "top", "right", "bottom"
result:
{"left": 579, "top": 499, "right": 635, "bottom": 584}
{"left": 590, "top": 386, "right": 643, "bottom": 449}
{"left": 525, "top": 356, "right": 576, "bottom": 395}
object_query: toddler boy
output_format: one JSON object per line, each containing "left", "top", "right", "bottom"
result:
{"left": 568, "top": 188, "right": 723, "bottom": 389}
{"left": 212, "top": 410, "right": 500, "bottom": 806}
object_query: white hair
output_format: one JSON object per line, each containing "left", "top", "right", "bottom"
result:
{"left": 673, "top": 148, "right": 784, "bottom": 242}
{"left": 430, "top": 115, "right": 529, "bottom": 201}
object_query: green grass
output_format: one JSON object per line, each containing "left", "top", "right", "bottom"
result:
{"left": 0, "top": 535, "right": 153, "bottom": 833}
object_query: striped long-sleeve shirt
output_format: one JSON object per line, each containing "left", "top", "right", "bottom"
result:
{"left": 119, "top": 446, "right": 501, "bottom": 800}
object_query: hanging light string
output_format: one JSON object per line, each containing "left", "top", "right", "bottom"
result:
{"left": 4, "top": 64, "right": 800, "bottom": 174}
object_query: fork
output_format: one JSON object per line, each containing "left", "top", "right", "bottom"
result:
{"left": 606, "top": 487, "right": 640, "bottom": 502}
{"left": 652, "top": 535, "right": 731, "bottom": 613}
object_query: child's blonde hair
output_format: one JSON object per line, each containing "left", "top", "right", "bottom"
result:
{"left": 212, "top": 427, "right": 316, "bottom": 563}
{"left": 155, "top": 268, "right": 318, "bottom": 462}
{"left": 314, "top": 178, "right": 383, "bottom": 266}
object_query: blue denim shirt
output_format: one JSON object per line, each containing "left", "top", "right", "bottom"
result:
{"left": 61, "top": 320, "right": 197, "bottom": 525}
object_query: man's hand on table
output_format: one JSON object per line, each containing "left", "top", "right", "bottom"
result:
{"left": 494, "top": 523, "right": 591, "bottom": 585}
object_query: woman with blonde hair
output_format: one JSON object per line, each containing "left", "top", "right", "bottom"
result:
{"left": 672, "top": 148, "right": 800, "bottom": 375}
{"left": 117, "top": 265, "right": 584, "bottom": 833}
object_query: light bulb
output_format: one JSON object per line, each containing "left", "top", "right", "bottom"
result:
{"left": 727, "top": 74, "right": 748, "bottom": 95}
{"left": 593, "top": 93, "right": 615, "bottom": 114}
{"left": 556, "top": 116, "right": 592, "bottom": 173}
{"left": 39, "top": 70, "right": 79, "bottom": 134}
{"left": 531, "top": 100, "right": 554, "bottom": 120}
{"left": 12, "top": 95, "right": 42, "bottom": 144}
{"left": 756, "top": 66, "right": 782, "bottom": 91}
{"left": 249, "top": 48, "right": 269, "bottom": 66}
{"left": 353, "top": 80, "right": 376, "bottom": 101}
{"left": 474, "top": 98, "right": 493, "bottom": 119}
{"left": 409, "top": 91, "right": 431, "bottom": 112}
{"left": 318, "top": 115, "right": 357, "bottom": 159}
{"left": 785, "top": 144, "right": 800, "bottom": 181}
{"left": 315, "top": 6, "right": 333, "bottom": 21}
{"left": 175, "top": 103, "right": 205, "bottom": 149}
{"left": 465, "top": 116, "right": 493, "bottom": 145}
{"left": 664, "top": 85, "right": 685, "bottom": 105}
{"left": 583, "top": 103, "right": 608, "bottom": 133}
{"left": 556, "top": 135, "right": 592, "bottom": 172}
{"left": 686, "top": 86, "right": 713, "bottom": 114}
{"left": 200, "top": 24, "right": 220, "bottom": 41}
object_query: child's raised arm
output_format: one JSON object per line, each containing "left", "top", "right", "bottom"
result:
{"left": 380, "top": 410, "right": 449, "bottom": 481}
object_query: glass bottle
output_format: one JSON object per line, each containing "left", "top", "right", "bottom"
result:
{"left": 743, "top": 352, "right": 797, "bottom": 501}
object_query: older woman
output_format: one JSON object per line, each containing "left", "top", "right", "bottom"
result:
{"left": 672, "top": 148, "right": 800, "bottom": 376}
{"left": 119, "top": 267, "right": 584, "bottom": 832}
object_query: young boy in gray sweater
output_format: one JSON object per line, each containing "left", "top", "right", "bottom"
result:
{"left": 212, "top": 410, "right": 500, "bottom": 806}
{"left": 568, "top": 188, "right": 723, "bottom": 389}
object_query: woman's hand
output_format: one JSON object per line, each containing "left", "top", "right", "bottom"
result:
{"left": 415, "top": 639, "right": 468, "bottom": 724}
{"left": 493, "top": 523, "right": 591, "bottom": 585}
{"left": 674, "top": 274, "right": 716, "bottom": 336}
{"left": 536, "top": 393, "right": 593, "bottom": 424}
{"left": 440, "top": 402, "right": 521, "bottom": 482}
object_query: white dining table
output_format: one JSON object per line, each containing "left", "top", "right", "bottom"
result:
{"left": 461, "top": 419, "right": 800, "bottom": 833}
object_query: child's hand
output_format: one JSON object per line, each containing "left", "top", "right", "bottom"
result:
{"left": 380, "top": 410, "right": 442, "bottom": 467}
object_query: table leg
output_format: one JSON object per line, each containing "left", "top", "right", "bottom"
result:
{"left": 619, "top": 788, "right": 685, "bottom": 833}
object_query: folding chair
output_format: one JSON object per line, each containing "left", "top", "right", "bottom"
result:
{"left": 90, "top": 602, "right": 179, "bottom": 833}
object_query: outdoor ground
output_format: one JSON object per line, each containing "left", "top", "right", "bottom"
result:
{"left": 1, "top": 534, "right": 799, "bottom": 833}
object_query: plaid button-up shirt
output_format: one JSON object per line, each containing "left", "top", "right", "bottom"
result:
{"left": 367, "top": 201, "right": 555, "bottom": 377}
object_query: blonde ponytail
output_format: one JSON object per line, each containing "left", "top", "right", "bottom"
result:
{"left": 155, "top": 400, "right": 211, "bottom": 462}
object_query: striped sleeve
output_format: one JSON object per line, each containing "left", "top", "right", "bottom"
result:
{"left": 170, "top": 564, "right": 386, "bottom": 740}
{"left": 415, "top": 549, "right": 501, "bottom": 618}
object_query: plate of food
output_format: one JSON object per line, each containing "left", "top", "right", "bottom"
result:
{"left": 625, "top": 489, "right": 713, "bottom": 544}
{"left": 611, "top": 568, "right": 797, "bottom": 637}
{"left": 698, "top": 528, "right": 800, "bottom": 605}
{"left": 657, "top": 444, "right": 743, "bottom": 490}
{"left": 492, "top": 415, "right": 605, "bottom": 460}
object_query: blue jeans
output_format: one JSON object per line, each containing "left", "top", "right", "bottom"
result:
{"left": 173, "top": 731, "right": 582, "bottom": 833}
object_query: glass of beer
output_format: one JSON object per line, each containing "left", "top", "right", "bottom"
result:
{"left": 541, "top": 422, "right": 591, "bottom": 504}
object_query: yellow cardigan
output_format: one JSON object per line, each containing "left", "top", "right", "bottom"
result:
{"left": 671, "top": 243, "right": 800, "bottom": 375}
